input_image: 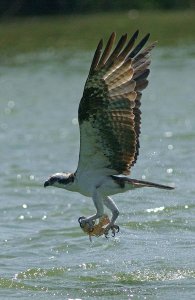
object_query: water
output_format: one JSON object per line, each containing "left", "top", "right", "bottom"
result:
{"left": 0, "top": 46, "right": 195, "bottom": 299}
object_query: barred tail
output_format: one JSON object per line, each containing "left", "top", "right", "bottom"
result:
{"left": 127, "top": 178, "right": 174, "bottom": 190}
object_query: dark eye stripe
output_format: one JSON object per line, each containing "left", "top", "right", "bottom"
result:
{"left": 58, "top": 173, "right": 75, "bottom": 184}
{"left": 49, "top": 177, "right": 57, "bottom": 185}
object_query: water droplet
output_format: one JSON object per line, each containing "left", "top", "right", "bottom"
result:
{"left": 146, "top": 206, "right": 165, "bottom": 213}
{"left": 164, "top": 131, "right": 173, "bottom": 138}
{"left": 184, "top": 205, "right": 188, "bottom": 209}
{"left": 42, "top": 215, "right": 47, "bottom": 220}
{"left": 82, "top": 263, "right": 87, "bottom": 270}
{"left": 30, "top": 175, "right": 35, "bottom": 180}
{"left": 167, "top": 168, "right": 173, "bottom": 174}
{"left": 19, "top": 215, "right": 24, "bottom": 220}
{"left": 49, "top": 256, "right": 55, "bottom": 260}
{"left": 142, "top": 174, "right": 146, "bottom": 180}
{"left": 13, "top": 273, "right": 18, "bottom": 280}
{"left": 151, "top": 151, "right": 157, "bottom": 156}
{"left": 22, "top": 204, "right": 27, "bottom": 209}
{"left": 168, "top": 144, "right": 174, "bottom": 150}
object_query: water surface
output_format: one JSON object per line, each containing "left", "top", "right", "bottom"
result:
{"left": 0, "top": 45, "right": 195, "bottom": 299}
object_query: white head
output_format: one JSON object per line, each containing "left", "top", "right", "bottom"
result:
{"left": 44, "top": 172, "right": 75, "bottom": 190}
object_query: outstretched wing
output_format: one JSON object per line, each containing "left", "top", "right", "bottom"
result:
{"left": 77, "top": 31, "right": 156, "bottom": 176}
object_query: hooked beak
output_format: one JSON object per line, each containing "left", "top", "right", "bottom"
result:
{"left": 44, "top": 180, "right": 50, "bottom": 188}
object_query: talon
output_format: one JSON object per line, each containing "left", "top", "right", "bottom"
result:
{"left": 78, "top": 216, "right": 86, "bottom": 228}
{"left": 104, "top": 224, "right": 120, "bottom": 238}
{"left": 78, "top": 216, "right": 95, "bottom": 231}
{"left": 113, "top": 224, "right": 120, "bottom": 233}
{"left": 111, "top": 229, "right": 115, "bottom": 237}
{"left": 104, "top": 231, "right": 109, "bottom": 239}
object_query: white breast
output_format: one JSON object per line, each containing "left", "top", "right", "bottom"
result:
{"left": 74, "top": 170, "right": 105, "bottom": 196}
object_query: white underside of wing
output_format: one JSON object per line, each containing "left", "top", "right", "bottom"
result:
{"left": 76, "top": 120, "right": 116, "bottom": 177}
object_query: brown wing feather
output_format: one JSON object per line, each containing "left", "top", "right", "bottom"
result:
{"left": 98, "top": 32, "right": 116, "bottom": 68}
{"left": 89, "top": 39, "right": 103, "bottom": 75}
{"left": 78, "top": 31, "right": 156, "bottom": 175}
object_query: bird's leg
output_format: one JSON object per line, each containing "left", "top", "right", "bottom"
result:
{"left": 78, "top": 188, "right": 104, "bottom": 231}
{"left": 103, "top": 196, "right": 119, "bottom": 237}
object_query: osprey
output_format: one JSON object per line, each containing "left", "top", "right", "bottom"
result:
{"left": 44, "top": 31, "right": 174, "bottom": 237}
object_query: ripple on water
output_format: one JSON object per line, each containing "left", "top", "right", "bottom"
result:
{"left": 0, "top": 266, "right": 193, "bottom": 298}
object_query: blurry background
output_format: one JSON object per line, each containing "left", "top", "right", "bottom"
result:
{"left": 0, "top": 0, "right": 195, "bottom": 56}
{"left": 0, "top": 0, "right": 195, "bottom": 16}
{"left": 0, "top": 1, "right": 195, "bottom": 299}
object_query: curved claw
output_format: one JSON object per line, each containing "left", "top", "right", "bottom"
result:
{"left": 104, "top": 224, "right": 120, "bottom": 238}
{"left": 111, "top": 225, "right": 120, "bottom": 237}
{"left": 78, "top": 216, "right": 86, "bottom": 228}
{"left": 113, "top": 224, "right": 120, "bottom": 233}
{"left": 78, "top": 216, "right": 95, "bottom": 232}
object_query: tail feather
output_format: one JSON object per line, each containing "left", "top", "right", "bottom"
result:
{"left": 127, "top": 178, "right": 174, "bottom": 190}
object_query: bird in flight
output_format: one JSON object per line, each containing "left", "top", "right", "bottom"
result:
{"left": 44, "top": 30, "right": 174, "bottom": 237}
